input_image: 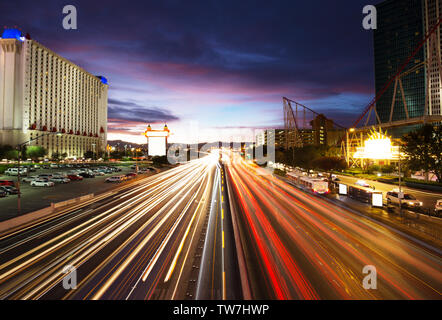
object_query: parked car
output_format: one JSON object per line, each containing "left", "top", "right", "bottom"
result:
{"left": 355, "top": 180, "right": 370, "bottom": 188}
{"left": 38, "top": 173, "right": 53, "bottom": 179}
{"left": 105, "top": 175, "right": 126, "bottom": 183}
{"left": 126, "top": 173, "right": 137, "bottom": 179}
{"left": 22, "top": 175, "right": 39, "bottom": 183}
{"left": 50, "top": 163, "right": 59, "bottom": 168}
{"left": 67, "top": 174, "right": 83, "bottom": 181}
{"left": 30, "top": 179, "right": 55, "bottom": 187}
{"left": 435, "top": 200, "right": 442, "bottom": 215}
{"left": 0, "top": 185, "right": 19, "bottom": 194}
{"left": 42, "top": 165, "right": 50, "bottom": 169}
{"left": 386, "top": 190, "right": 423, "bottom": 208}
{"left": 0, "top": 180, "right": 15, "bottom": 186}
{"left": 50, "top": 177, "right": 70, "bottom": 184}
{"left": 4, "top": 168, "right": 28, "bottom": 176}
{"left": 0, "top": 189, "right": 7, "bottom": 197}
{"left": 92, "top": 170, "right": 105, "bottom": 176}
{"left": 79, "top": 172, "right": 95, "bottom": 178}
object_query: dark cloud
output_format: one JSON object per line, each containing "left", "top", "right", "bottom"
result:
{"left": 108, "top": 99, "right": 179, "bottom": 123}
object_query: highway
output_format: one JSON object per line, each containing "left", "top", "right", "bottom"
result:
{"left": 225, "top": 153, "right": 442, "bottom": 299}
{"left": 0, "top": 154, "right": 238, "bottom": 300}
{"left": 0, "top": 150, "right": 441, "bottom": 300}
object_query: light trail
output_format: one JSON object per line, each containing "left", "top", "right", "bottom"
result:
{"left": 225, "top": 152, "right": 442, "bottom": 300}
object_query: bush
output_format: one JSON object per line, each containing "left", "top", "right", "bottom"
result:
{"left": 273, "top": 168, "right": 286, "bottom": 177}
{"left": 380, "top": 164, "right": 395, "bottom": 174}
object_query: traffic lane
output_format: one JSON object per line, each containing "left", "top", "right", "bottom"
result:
{"left": 219, "top": 164, "right": 242, "bottom": 300}
{"left": 196, "top": 165, "right": 224, "bottom": 300}
{"left": 0, "top": 164, "right": 191, "bottom": 261}
{"left": 264, "top": 166, "right": 442, "bottom": 299}
{"left": 228, "top": 160, "right": 442, "bottom": 299}
{"left": 39, "top": 159, "right": 216, "bottom": 300}
{"left": 0, "top": 162, "right": 207, "bottom": 299}
{"left": 62, "top": 161, "right": 213, "bottom": 300}
{"left": 335, "top": 174, "right": 440, "bottom": 209}
{"left": 259, "top": 165, "right": 442, "bottom": 299}
{"left": 129, "top": 170, "right": 212, "bottom": 300}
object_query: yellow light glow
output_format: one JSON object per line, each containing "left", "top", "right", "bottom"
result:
{"left": 353, "top": 128, "right": 400, "bottom": 160}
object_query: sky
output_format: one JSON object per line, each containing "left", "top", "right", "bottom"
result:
{"left": 0, "top": 0, "right": 382, "bottom": 144}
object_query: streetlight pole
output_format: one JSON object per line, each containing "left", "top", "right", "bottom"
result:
{"left": 398, "top": 153, "right": 402, "bottom": 216}
{"left": 17, "top": 144, "right": 22, "bottom": 214}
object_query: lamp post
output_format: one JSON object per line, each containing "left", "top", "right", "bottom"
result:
{"left": 16, "top": 132, "right": 62, "bottom": 215}
{"left": 398, "top": 152, "right": 403, "bottom": 216}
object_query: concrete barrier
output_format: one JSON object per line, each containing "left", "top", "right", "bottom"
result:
{"left": 0, "top": 206, "right": 54, "bottom": 236}
{"left": 0, "top": 193, "right": 94, "bottom": 237}
{"left": 51, "top": 193, "right": 94, "bottom": 209}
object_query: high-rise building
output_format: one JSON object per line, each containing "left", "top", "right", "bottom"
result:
{"left": 310, "top": 114, "right": 334, "bottom": 146}
{"left": 0, "top": 29, "right": 108, "bottom": 159}
{"left": 374, "top": 0, "right": 441, "bottom": 135}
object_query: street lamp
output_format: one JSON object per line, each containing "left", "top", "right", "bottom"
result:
{"left": 16, "top": 131, "right": 62, "bottom": 215}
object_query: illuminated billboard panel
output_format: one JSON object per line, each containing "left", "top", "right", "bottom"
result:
{"left": 148, "top": 137, "right": 166, "bottom": 156}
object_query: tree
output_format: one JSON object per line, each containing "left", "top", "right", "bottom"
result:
{"left": 152, "top": 155, "right": 169, "bottom": 166}
{"left": 26, "top": 146, "right": 46, "bottom": 161}
{"left": 84, "top": 150, "right": 95, "bottom": 159}
{"left": 0, "top": 145, "right": 15, "bottom": 159}
{"left": 51, "top": 152, "right": 61, "bottom": 161}
{"left": 402, "top": 124, "right": 442, "bottom": 182}
{"left": 293, "top": 145, "right": 321, "bottom": 171}
{"left": 312, "top": 156, "right": 347, "bottom": 175}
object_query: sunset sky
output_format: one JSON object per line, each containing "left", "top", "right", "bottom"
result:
{"left": 1, "top": 0, "right": 381, "bottom": 144}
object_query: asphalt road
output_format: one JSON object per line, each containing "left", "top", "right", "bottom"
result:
{"left": 225, "top": 153, "right": 442, "bottom": 299}
{"left": 335, "top": 174, "right": 441, "bottom": 210}
{"left": 0, "top": 155, "right": 230, "bottom": 300}
{"left": 0, "top": 152, "right": 440, "bottom": 300}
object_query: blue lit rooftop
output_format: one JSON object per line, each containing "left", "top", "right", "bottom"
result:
{"left": 1, "top": 28, "right": 23, "bottom": 41}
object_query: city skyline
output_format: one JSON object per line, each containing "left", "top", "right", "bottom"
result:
{"left": 1, "top": 0, "right": 380, "bottom": 144}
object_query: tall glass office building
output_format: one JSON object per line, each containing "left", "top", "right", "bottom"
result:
{"left": 374, "top": 0, "right": 441, "bottom": 136}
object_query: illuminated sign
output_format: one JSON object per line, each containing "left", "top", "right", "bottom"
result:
{"left": 353, "top": 128, "right": 400, "bottom": 160}
{"left": 144, "top": 124, "right": 170, "bottom": 157}
{"left": 339, "top": 184, "right": 348, "bottom": 195}
{"left": 372, "top": 192, "right": 383, "bottom": 207}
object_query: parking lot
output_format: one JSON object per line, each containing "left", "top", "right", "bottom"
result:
{"left": 0, "top": 164, "right": 147, "bottom": 221}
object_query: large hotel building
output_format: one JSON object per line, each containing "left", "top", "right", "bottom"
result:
{"left": 0, "top": 28, "right": 108, "bottom": 159}
{"left": 374, "top": 0, "right": 441, "bottom": 135}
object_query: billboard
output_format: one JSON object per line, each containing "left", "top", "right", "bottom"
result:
{"left": 148, "top": 136, "right": 166, "bottom": 156}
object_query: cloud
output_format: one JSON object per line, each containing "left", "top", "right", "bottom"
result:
{"left": 107, "top": 98, "right": 179, "bottom": 123}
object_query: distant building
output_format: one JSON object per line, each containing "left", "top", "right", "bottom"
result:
{"left": 374, "top": 0, "right": 441, "bottom": 135}
{"left": 0, "top": 28, "right": 108, "bottom": 158}
{"left": 255, "top": 129, "right": 286, "bottom": 149}
{"left": 256, "top": 115, "right": 339, "bottom": 149}
{"left": 310, "top": 114, "right": 334, "bottom": 146}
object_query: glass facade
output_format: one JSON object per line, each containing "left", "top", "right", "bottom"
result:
{"left": 374, "top": 0, "right": 426, "bottom": 136}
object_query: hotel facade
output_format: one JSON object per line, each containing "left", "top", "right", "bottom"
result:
{"left": 0, "top": 29, "right": 108, "bottom": 159}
